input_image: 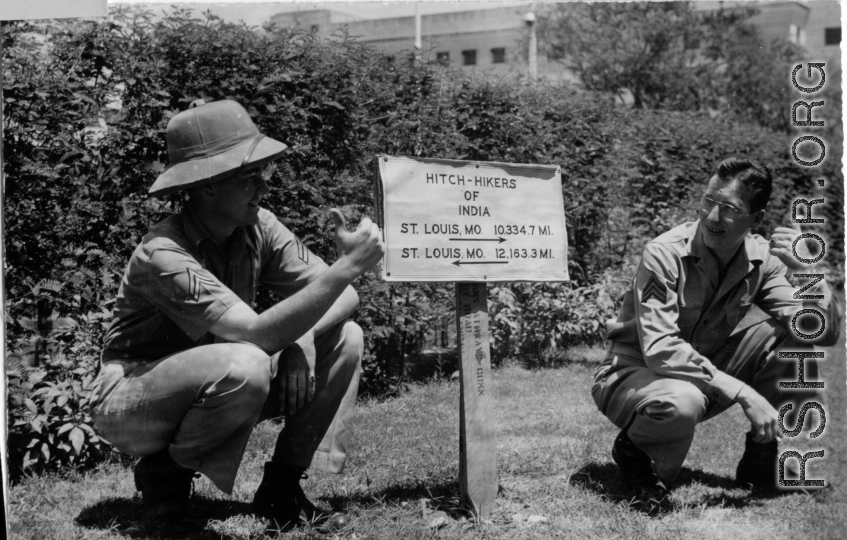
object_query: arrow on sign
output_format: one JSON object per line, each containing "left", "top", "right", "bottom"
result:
{"left": 449, "top": 237, "right": 506, "bottom": 243}
{"left": 452, "top": 260, "right": 509, "bottom": 267}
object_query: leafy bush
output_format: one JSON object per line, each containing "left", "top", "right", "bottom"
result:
{"left": 537, "top": 2, "right": 809, "bottom": 131}
{"left": 3, "top": 7, "right": 842, "bottom": 475}
{"left": 489, "top": 282, "right": 618, "bottom": 366}
{"left": 6, "top": 308, "right": 116, "bottom": 477}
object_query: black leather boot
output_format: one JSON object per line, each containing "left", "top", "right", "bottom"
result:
{"left": 736, "top": 432, "right": 800, "bottom": 495}
{"left": 133, "top": 449, "right": 201, "bottom": 537}
{"left": 612, "top": 430, "right": 670, "bottom": 511}
{"left": 252, "top": 462, "right": 343, "bottom": 532}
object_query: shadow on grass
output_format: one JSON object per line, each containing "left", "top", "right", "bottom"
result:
{"left": 75, "top": 496, "right": 253, "bottom": 539}
{"left": 569, "top": 461, "right": 757, "bottom": 515}
{"left": 320, "top": 479, "right": 468, "bottom": 515}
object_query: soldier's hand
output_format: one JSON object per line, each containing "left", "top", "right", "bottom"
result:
{"left": 330, "top": 208, "right": 385, "bottom": 279}
{"left": 769, "top": 223, "right": 815, "bottom": 272}
{"left": 736, "top": 385, "right": 782, "bottom": 443}
{"left": 279, "top": 332, "right": 317, "bottom": 415}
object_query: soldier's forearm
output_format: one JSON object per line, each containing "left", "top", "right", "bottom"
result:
{"left": 304, "top": 285, "right": 359, "bottom": 339}
{"left": 210, "top": 263, "right": 356, "bottom": 353}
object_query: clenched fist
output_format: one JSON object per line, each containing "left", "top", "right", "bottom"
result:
{"left": 330, "top": 208, "right": 385, "bottom": 279}
{"left": 768, "top": 223, "right": 820, "bottom": 271}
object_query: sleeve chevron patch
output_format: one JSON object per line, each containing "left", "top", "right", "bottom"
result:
{"left": 641, "top": 272, "right": 668, "bottom": 304}
{"left": 295, "top": 238, "right": 309, "bottom": 263}
{"left": 186, "top": 268, "right": 219, "bottom": 300}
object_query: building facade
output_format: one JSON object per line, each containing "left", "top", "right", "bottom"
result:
{"left": 271, "top": 5, "right": 548, "bottom": 77}
{"left": 800, "top": 0, "right": 842, "bottom": 61}
{"left": 270, "top": 1, "right": 841, "bottom": 77}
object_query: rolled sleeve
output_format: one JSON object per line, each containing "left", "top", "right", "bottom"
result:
{"left": 147, "top": 246, "right": 243, "bottom": 341}
{"left": 635, "top": 243, "right": 744, "bottom": 400}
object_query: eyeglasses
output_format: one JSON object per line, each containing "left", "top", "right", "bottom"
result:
{"left": 239, "top": 161, "right": 278, "bottom": 182}
{"left": 699, "top": 196, "right": 748, "bottom": 221}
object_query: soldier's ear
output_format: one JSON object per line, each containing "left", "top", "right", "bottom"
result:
{"left": 751, "top": 209, "right": 765, "bottom": 229}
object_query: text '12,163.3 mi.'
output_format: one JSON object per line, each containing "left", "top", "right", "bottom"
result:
{"left": 374, "top": 155, "right": 569, "bottom": 283}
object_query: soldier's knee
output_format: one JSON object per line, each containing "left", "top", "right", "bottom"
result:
{"left": 672, "top": 386, "right": 707, "bottom": 425}
{"left": 340, "top": 321, "right": 364, "bottom": 367}
{"left": 640, "top": 382, "right": 706, "bottom": 428}
{"left": 226, "top": 345, "right": 272, "bottom": 397}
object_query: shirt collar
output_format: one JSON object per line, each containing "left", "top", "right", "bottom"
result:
{"left": 686, "top": 219, "right": 763, "bottom": 292}
{"left": 182, "top": 205, "right": 257, "bottom": 257}
{"left": 183, "top": 205, "right": 211, "bottom": 250}
{"left": 685, "top": 219, "right": 764, "bottom": 264}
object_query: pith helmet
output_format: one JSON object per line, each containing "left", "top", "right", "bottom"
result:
{"left": 149, "top": 100, "right": 287, "bottom": 197}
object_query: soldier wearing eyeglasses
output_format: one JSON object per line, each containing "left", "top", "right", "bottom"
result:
{"left": 592, "top": 156, "right": 840, "bottom": 509}
{"left": 89, "top": 100, "right": 384, "bottom": 535}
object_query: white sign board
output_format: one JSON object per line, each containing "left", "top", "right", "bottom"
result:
{"left": 374, "top": 155, "right": 569, "bottom": 282}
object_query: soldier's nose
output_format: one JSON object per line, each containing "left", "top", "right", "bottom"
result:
{"left": 707, "top": 205, "right": 722, "bottom": 222}
{"left": 257, "top": 177, "right": 271, "bottom": 195}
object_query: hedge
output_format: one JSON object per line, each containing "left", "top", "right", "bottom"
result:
{"left": 3, "top": 8, "right": 841, "bottom": 477}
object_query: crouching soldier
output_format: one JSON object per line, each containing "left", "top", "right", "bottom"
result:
{"left": 593, "top": 157, "right": 839, "bottom": 508}
{"left": 90, "top": 100, "right": 384, "bottom": 535}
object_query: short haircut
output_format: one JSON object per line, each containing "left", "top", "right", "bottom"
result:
{"left": 711, "top": 156, "right": 773, "bottom": 213}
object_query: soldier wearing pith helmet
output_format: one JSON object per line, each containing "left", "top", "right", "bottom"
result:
{"left": 90, "top": 99, "right": 384, "bottom": 535}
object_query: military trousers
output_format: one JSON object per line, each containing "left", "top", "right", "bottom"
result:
{"left": 591, "top": 316, "right": 820, "bottom": 484}
{"left": 90, "top": 320, "right": 363, "bottom": 494}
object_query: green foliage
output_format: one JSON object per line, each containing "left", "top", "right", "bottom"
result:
{"left": 488, "top": 282, "right": 617, "bottom": 366}
{"left": 6, "top": 315, "right": 115, "bottom": 478}
{"left": 3, "top": 6, "right": 842, "bottom": 477}
{"left": 586, "top": 107, "right": 844, "bottom": 280}
{"left": 536, "top": 2, "right": 806, "bottom": 131}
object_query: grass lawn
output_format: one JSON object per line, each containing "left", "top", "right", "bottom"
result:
{"left": 8, "top": 342, "right": 847, "bottom": 540}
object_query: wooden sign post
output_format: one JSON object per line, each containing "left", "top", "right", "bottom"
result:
{"left": 373, "top": 155, "right": 568, "bottom": 518}
{"left": 456, "top": 282, "right": 497, "bottom": 516}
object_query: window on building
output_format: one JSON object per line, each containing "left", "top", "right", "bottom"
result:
{"left": 825, "top": 27, "right": 841, "bottom": 45}
{"left": 311, "top": 24, "right": 319, "bottom": 33}
{"left": 436, "top": 51, "right": 450, "bottom": 65}
{"left": 462, "top": 49, "right": 477, "bottom": 66}
{"left": 491, "top": 47, "right": 506, "bottom": 64}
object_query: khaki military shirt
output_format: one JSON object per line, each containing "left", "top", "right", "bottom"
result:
{"left": 605, "top": 220, "right": 839, "bottom": 407}
{"left": 102, "top": 206, "right": 327, "bottom": 361}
